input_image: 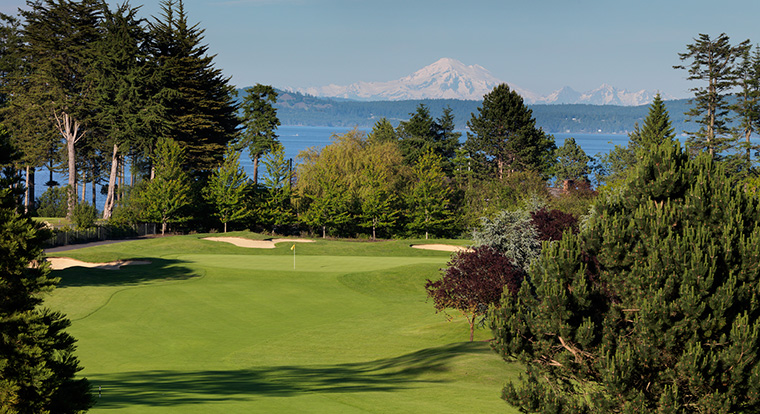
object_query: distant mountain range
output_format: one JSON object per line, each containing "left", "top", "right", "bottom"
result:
{"left": 290, "top": 58, "right": 671, "bottom": 106}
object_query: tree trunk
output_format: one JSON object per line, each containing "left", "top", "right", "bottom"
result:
{"left": 224, "top": 222, "right": 227, "bottom": 233}
{"left": 161, "top": 220, "right": 167, "bottom": 236}
{"left": 91, "top": 168, "right": 96, "bottom": 207}
{"left": 253, "top": 156, "right": 259, "bottom": 185}
{"left": 322, "top": 225, "right": 326, "bottom": 239}
{"left": 372, "top": 225, "right": 376, "bottom": 240}
{"left": 24, "top": 166, "right": 30, "bottom": 214}
{"left": 469, "top": 314, "right": 475, "bottom": 342}
{"left": 103, "top": 144, "right": 119, "bottom": 220}
{"left": 53, "top": 111, "right": 84, "bottom": 219}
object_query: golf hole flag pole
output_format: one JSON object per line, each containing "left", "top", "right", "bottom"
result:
{"left": 291, "top": 244, "right": 296, "bottom": 269}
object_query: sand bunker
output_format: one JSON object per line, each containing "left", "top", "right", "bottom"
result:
{"left": 411, "top": 244, "right": 473, "bottom": 253}
{"left": 46, "top": 257, "right": 151, "bottom": 271}
{"left": 203, "top": 237, "right": 314, "bottom": 249}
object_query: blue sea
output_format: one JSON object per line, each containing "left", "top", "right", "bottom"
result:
{"left": 33, "top": 126, "right": 632, "bottom": 212}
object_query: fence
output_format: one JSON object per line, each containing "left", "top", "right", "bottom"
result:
{"left": 44, "top": 223, "right": 158, "bottom": 248}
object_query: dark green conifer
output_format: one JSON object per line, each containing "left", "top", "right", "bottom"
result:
{"left": 492, "top": 140, "right": 760, "bottom": 412}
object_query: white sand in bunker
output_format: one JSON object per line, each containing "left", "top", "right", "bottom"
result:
{"left": 411, "top": 244, "right": 473, "bottom": 252}
{"left": 202, "top": 237, "right": 315, "bottom": 249}
{"left": 46, "top": 257, "right": 151, "bottom": 271}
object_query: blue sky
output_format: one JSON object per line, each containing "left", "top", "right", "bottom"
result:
{"left": 3, "top": 0, "right": 760, "bottom": 98}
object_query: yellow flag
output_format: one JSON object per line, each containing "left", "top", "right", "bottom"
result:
{"left": 291, "top": 244, "right": 296, "bottom": 251}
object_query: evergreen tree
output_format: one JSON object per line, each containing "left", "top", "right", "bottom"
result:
{"left": 147, "top": 0, "right": 239, "bottom": 172}
{"left": 596, "top": 93, "right": 676, "bottom": 187}
{"left": 492, "top": 141, "right": 760, "bottom": 412}
{"left": 466, "top": 83, "right": 555, "bottom": 180}
{"left": 0, "top": 125, "right": 92, "bottom": 413}
{"left": 204, "top": 147, "right": 250, "bottom": 232}
{"left": 20, "top": 0, "right": 103, "bottom": 218}
{"left": 407, "top": 150, "right": 453, "bottom": 239}
{"left": 553, "top": 137, "right": 592, "bottom": 184}
{"left": 239, "top": 84, "right": 280, "bottom": 185}
{"left": 358, "top": 160, "right": 398, "bottom": 239}
{"left": 472, "top": 209, "right": 539, "bottom": 271}
{"left": 397, "top": 104, "right": 459, "bottom": 172}
{"left": 141, "top": 137, "right": 191, "bottom": 235}
{"left": 729, "top": 45, "right": 760, "bottom": 176}
{"left": 92, "top": 2, "right": 152, "bottom": 220}
{"left": 367, "top": 117, "right": 397, "bottom": 144}
{"left": 257, "top": 145, "right": 296, "bottom": 231}
{"left": 675, "top": 33, "right": 749, "bottom": 157}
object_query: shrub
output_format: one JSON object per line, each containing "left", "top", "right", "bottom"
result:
{"left": 36, "top": 186, "right": 68, "bottom": 217}
{"left": 72, "top": 202, "right": 97, "bottom": 229}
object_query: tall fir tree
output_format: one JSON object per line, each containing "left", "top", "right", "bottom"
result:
{"left": 147, "top": 0, "right": 239, "bottom": 173}
{"left": 492, "top": 140, "right": 760, "bottom": 412}
{"left": 204, "top": 146, "right": 250, "bottom": 232}
{"left": 466, "top": 83, "right": 555, "bottom": 180}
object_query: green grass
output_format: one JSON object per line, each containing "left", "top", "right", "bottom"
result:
{"left": 45, "top": 232, "right": 521, "bottom": 413}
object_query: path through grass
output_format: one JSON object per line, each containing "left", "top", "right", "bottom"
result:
{"left": 46, "top": 233, "right": 521, "bottom": 413}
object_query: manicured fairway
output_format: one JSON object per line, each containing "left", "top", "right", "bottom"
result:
{"left": 45, "top": 233, "right": 522, "bottom": 413}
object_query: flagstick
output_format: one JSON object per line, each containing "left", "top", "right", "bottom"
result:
{"left": 293, "top": 245, "right": 296, "bottom": 270}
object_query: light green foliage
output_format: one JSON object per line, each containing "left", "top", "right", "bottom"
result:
{"left": 553, "top": 137, "right": 592, "bottom": 183}
{"left": 141, "top": 137, "right": 191, "bottom": 235}
{"left": 407, "top": 150, "right": 453, "bottom": 239}
{"left": 204, "top": 147, "right": 250, "bottom": 232}
{"left": 297, "top": 129, "right": 407, "bottom": 238}
{"left": 358, "top": 160, "right": 398, "bottom": 239}
{"left": 72, "top": 201, "right": 97, "bottom": 229}
{"left": 239, "top": 84, "right": 280, "bottom": 184}
{"left": 466, "top": 83, "right": 556, "bottom": 179}
{"left": 257, "top": 145, "right": 296, "bottom": 229}
{"left": 472, "top": 209, "right": 539, "bottom": 271}
{"left": 493, "top": 141, "right": 760, "bottom": 412}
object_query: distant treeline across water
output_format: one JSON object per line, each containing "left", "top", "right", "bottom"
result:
{"left": 265, "top": 89, "right": 693, "bottom": 135}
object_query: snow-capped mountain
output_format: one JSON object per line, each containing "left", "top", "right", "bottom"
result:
{"left": 294, "top": 58, "right": 665, "bottom": 106}
{"left": 298, "top": 58, "right": 507, "bottom": 101}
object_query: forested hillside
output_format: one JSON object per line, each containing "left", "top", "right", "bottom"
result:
{"left": 261, "top": 88, "right": 691, "bottom": 134}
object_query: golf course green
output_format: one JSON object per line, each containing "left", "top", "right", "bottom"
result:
{"left": 45, "top": 232, "right": 521, "bottom": 413}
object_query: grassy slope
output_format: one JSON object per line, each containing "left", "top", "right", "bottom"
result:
{"left": 45, "top": 232, "right": 521, "bottom": 413}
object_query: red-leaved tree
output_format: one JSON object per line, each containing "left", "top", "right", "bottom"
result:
{"left": 425, "top": 246, "right": 524, "bottom": 341}
{"left": 530, "top": 208, "right": 578, "bottom": 242}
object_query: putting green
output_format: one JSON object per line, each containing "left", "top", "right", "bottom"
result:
{"left": 46, "top": 234, "right": 521, "bottom": 413}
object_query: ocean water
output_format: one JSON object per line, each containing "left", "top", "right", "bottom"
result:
{"left": 32, "top": 126, "right": 631, "bottom": 212}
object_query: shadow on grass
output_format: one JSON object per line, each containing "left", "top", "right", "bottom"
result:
{"left": 55, "top": 258, "right": 198, "bottom": 288}
{"left": 91, "top": 341, "right": 489, "bottom": 408}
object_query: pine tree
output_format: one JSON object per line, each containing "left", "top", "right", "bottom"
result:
{"left": 256, "top": 145, "right": 296, "bottom": 230}
{"left": 596, "top": 93, "right": 676, "bottom": 187}
{"left": 466, "top": 83, "right": 556, "bottom": 180}
{"left": 239, "top": 84, "right": 280, "bottom": 186}
{"left": 675, "top": 33, "right": 749, "bottom": 158}
{"left": 553, "top": 137, "right": 592, "bottom": 183}
{"left": 492, "top": 141, "right": 760, "bottom": 412}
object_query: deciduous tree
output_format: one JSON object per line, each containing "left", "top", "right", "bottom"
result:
{"left": 426, "top": 246, "right": 524, "bottom": 342}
